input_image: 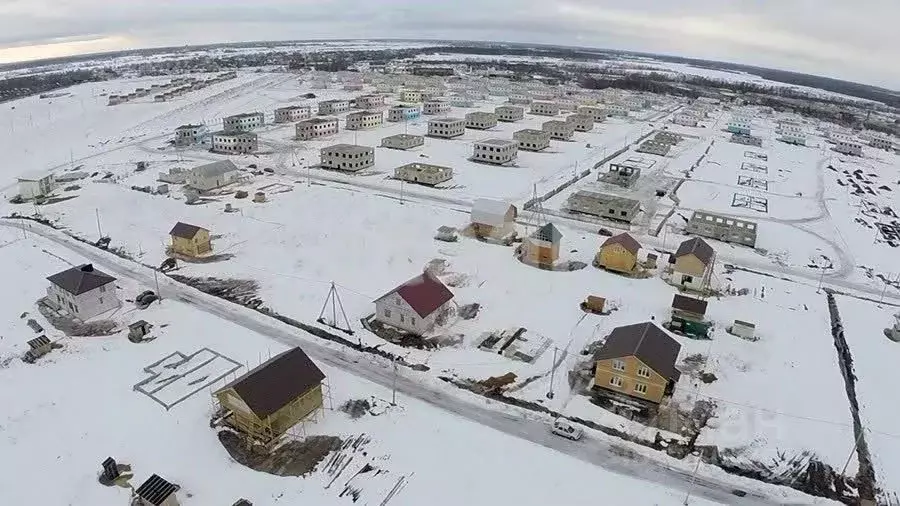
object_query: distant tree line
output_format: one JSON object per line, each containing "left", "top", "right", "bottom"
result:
{"left": 0, "top": 69, "right": 112, "bottom": 103}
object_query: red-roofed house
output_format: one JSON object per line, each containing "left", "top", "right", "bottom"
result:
{"left": 374, "top": 272, "right": 455, "bottom": 335}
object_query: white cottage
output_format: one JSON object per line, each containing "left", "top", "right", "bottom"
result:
{"left": 187, "top": 160, "right": 241, "bottom": 191}
{"left": 374, "top": 272, "right": 455, "bottom": 336}
{"left": 46, "top": 264, "right": 121, "bottom": 321}
{"left": 471, "top": 199, "right": 517, "bottom": 240}
{"left": 17, "top": 170, "right": 55, "bottom": 199}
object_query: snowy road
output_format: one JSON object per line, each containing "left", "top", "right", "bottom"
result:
{"left": 1, "top": 219, "right": 815, "bottom": 506}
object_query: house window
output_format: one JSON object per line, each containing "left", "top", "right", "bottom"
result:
{"left": 682, "top": 275, "right": 694, "bottom": 284}
{"left": 637, "top": 366, "right": 651, "bottom": 378}
{"left": 612, "top": 359, "right": 626, "bottom": 371}
{"left": 411, "top": 317, "right": 416, "bottom": 326}
{"left": 634, "top": 383, "right": 648, "bottom": 395}
{"left": 609, "top": 375, "right": 623, "bottom": 388}
{"left": 383, "top": 308, "right": 391, "bottom": 318}
{"left": 98, "top": 297, "right": 104, "bottom": 304}
{"left": 99, "top": 285, "right": 106, "bottom": 293}
{"left": 399, "top": 314, "right": 405, "bottom": 323}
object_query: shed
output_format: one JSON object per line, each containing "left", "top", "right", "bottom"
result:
{"left": 730, "top": 320, "right": 756, "bottom": 340}
{"left": 27, "top": 335, "right": 52, "bottom": 358}
{"left": 581, "top": 295, "right": 606, "bottom": 314}
{"left": 470, "top": 199, "right": 517, "bottom": 240}
{"left": 129, "top": 320, "right": 152, "bottom": 342}
{"left": 134, "top": 474, "right": 179, "bottom": 506}
{"left": 671, "top": 294, "right": 708, "bottom": 321}
{"left": 17, "top": 170, "right": 55, "bottom": 199}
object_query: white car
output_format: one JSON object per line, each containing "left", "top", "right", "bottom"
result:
{"left": 551, "top": 418, "right": 584, "bottom": 441}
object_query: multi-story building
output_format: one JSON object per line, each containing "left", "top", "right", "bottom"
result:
{"left": 318, "top": 99, "right": 350, "bottom": 116}
{"left": 320, "top": 144, "right": 375, "bottom": 172}
{"left": 727, "top": 115, "right": 752, "bottom": 135}
{"left": 600, "top": 157, "right": 655, "bottom": 187}
{"left": 834, "top": 138, "right": 863, "bottom": 156}
{"left": 211, "top": 132, "right": 258, "bottom": 154}
{"left": 345, "top": 110, "right": 383, "bottom": 130}
{"left": 449, "top": 95, "right": 476, "bottom": 108}
{"left": 871, "top": 135, "right": 894, "bottom": 151}
{"left": 381, "top": 134, "right": 425, "bottom": 150}
{"left": 508, "top": 94, "right": 532, "bottom": 105}
{"left": 428, "top": 118, "right": 466, "bottom": 139}
{"left": 513, "top": 129, "right": 551, "bottom": 152}
{"left": 422, "top": 101, "right": 450, "bottom": 116}
{"left": 223, "top": 112, "right": 264, "bottom": 132}
{"left": 542, "top": 120, "right": 576, "bottom": 141}
{"left": 400, "top": 89, "right": 423, "bottom": 103}
{"left": 465, "top": 111, "right": 498, "bottom": 130}
{"left": 673, "top": 112, "right": 699, "bottom": 127}
{"left": 566, "top": 113, "right": 594, "bottom": 132}
{"left": 355, "top": 94, "right": 386, "bottom": 110}
{"left": 779, "top": 123, "right": 807, "bottom": 145}
{"left": 684, "top": 211, "right": 758, "bottom": 248}
{"left": 274, "top": 105, "right": 312, "bottom": 123}
{"left": 387, "top": 105, "right": 421, "bottom": 122}
{"left": 577, "top": 106, "right": 607, "bottom": 123}
{"left": 636, "top": 139, "right": 672, "bottom": 156}
{"left": 565, "top": 191, "right": 641, "bottom": 223}
{"left": 530, "top": 101, "right": 560, "bottom": 116}
{"left": 394, "top": 162, "right": 453, "bottom": 186}
{"left": 174, "top": 124, "right": 210, "bottom": 147}
{"left": 472, "top": 139, "right": 518, "bottom": 165}
{"left": 605, "top": 103, "right": 629, "bottom": 117}
{"left": 730, "top": 133, "right": 763, "bottom": 147}
{"left": 495, "top": 105, "right": 525, "bottom": 122}
{"left": 296, "top": 117, "right": 339, "bottom": 140}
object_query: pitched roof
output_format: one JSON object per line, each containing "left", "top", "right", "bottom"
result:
{"left": 471, "top": 199, "right": 516, "bottom": 227}
{"left": 531, "top": 223, "right": 562, "bottom": 243}
{"left": 602, "top": 233, "right": 641, "bottom": 255}
{"left": 219, "top": 347, "right": 325, "bottom": 419}
{"left": 135, "top": 474, "right": 177, "bottom": 506}
{"left": 675, "top": 237, "right": 715, "bottom": 265}
{"left": 46, "top": 264, "right": 116, "bottom": 295}
{"left": 191, "top": 159, "right": 238, "bottom": 178}
{"left": 377, "top": 272, "right": 454, "bottom": 318}
{"left": 169, "top": 221, "right": 207, "bottom": 239}
{"left": 595, "top": 322, "right": 681, "bottom": 381}
{"left": 671, "top": 294, "right": 708, "bottom": 316}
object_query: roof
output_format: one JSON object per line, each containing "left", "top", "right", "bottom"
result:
{"left": 191, "top": 160, "right": 238, "bottom": 178}
{"left": 347, "top": 110, "right": 381, "bottom": 118}
{"left": 218, "top": 347, "right": 325, "bottom": 418}
{"left": 471, "top": 198, "right": 515, "bottom": 226}
{"left": 135, "top": 474, "right": 177, "bottom": 506}
{"left": 595, "top": 322, "right": 682, "bottom": 381}
{"left": 376, "top": 272, "right": 454, "bottom": 318}
{"left": 46, "top": 264, "right": 116, "bottom": 295}
{"left": 429, "top": 117, "right": 464, "bottom": 123}
{"left": 531, "top": 223, "right": 562, "bottom": 243}
{"left": 28, "top": 335, "right": 50, "bottom": 349}
{"left": 322, "top": 143, "right": 373, "bottom": 154}
{"left": 169, "top": 222, "right": 207, "bottom": 239}
{"left": 672, "top": 294, "right": 708, "bottom": 316}
{"left": 18, "top": 170, "right": 53, "bottom": 181}
{"left": 675, "top": 237, "right": 715, "bottom": 265}
{"left": 602, "top": 233, "right": 641, "bottom": 255}
{"left": 383, "top": 134, "right": 422, "bottom": 141}
{"left": 477, "top": 138, "right": 515, "bottom": 147}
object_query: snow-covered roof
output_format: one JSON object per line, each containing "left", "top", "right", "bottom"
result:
{"left": 190, "top": 160, "right": 239, "bottom": 178}
{"left": 18, "top": 170, "right": 53, "bottom": 181}
{"left": 471, "top": 198, "right": 515, "bottom": 227}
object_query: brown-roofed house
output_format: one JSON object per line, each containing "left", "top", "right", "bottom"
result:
{"left": 593, "top": 322, "right": 681, "bottom": 416}
{"left": 669, "top": 294, "right": 712, "bottom": 339}
{"left": 595, "top": 233, "right": 641, "bottom": 273}
{"left": 374, "top": 272, "right": 455, "bottom": 336}
{"left": 169, "top": 222, "right": 211, "bottom": 257}
{"left": 671, "top": 237, "right": 715, "bottom": 292}
{"left": 214, "top": 347, "right": 325, "bottom": 442}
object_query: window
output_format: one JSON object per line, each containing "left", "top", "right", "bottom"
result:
{"left": 637, "top": 366, "right": 651, "bottom": 378}
{"left": 609, "top": 375, "right": 623, "bottom": 388}
{"left": 411, "top": 317, "right": 416, "bottom": 326}
{"left": 634, "top": 383, "right": 648, "bottom": 395}
{"left": 399, "top": 314, "right": 405, "bottom": 323}
{"left": 612, "top": 359, "right": 626, "bottom": 371}
{"left": 383, "top": 308, "right": 391, "bottom": 318}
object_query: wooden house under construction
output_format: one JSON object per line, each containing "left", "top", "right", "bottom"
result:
{"left": 214, "top": 347, "right": 325, "bottom": 444}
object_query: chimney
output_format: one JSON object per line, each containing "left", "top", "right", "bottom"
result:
{"left": 80, "top": 264, "right": 94, "bottom": 272}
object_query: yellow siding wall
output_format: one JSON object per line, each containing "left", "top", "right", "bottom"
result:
{"left": 171, "top": 230, "right": 211, "bottom": 257}
{"left": 216, "top": 388, "right": 262, "bottom": 423}
{"left": 598, "top": 244, "right": 637, "bottom": 273}
{"left": 674, "top": 254, "right": 707, "bottom": 277}
{"left": 594, "top": 356, "right": 668, "bottom": 404}
{"left": 268, "top": 384, "right": 324, "bottom": 435}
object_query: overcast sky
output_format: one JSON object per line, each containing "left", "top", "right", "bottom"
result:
{"left": 0, "top": 0, "right": 896, "bottom": 89}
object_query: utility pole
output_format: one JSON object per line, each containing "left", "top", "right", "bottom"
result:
{"left": 841, "top": 428, "right": 867, "bottom": 477}
{"left": 154, "top": 268, "right": 161, "bottom": 301}
{"left": 816, "top": 265, "right": 827, "bottom": 293}
{"left": 400, "top": 180, "right": 405, "bottom": 205}
{"left": 391, "top": 355, "right": 398, "bottom": 406}
{"left": 683, "top": 453, "right": 703, "bottom": 505}
{"left": 95, "top": 208, "right": 103, "bottom": 238}
{"left": 547, "top": 347, "right": 558, "bottom": 400}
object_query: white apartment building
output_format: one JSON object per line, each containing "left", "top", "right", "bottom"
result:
{"left": 871, "top": 135, "right": 894, "bottom": 151}
{"left": 211, "top": 132, "right": 258, "bottom": 154}
{"left": 605, "top": 103, "right": 629, "bottom": 117}
{"left": 381, "top": 134, "right": 425, "bottom": 150}
{"left": 531, "top": 91, "right": 556, "bottom": 101}
{"left": 356, "top": 94, "right": 386, "bottom": 109}
{"left": 449, "top": 95, "right": 476, "bottom": 108}
{"left": 508, "top": 94, "right": 532, "bottom": 105}
{"left": 318, "top": 99, "right": 350, "bottom": 115}
{"left": 465, "top": 111, "right": 498, "bottom": 130}
{"left": 673, "top": 112, "right": 699, "bottom": 127}
{"left": 174, "top": 124, "right": 210, "bottom": 147}
{"left": 400, "top": 90, "right": 423, "bottom": 103}
{"left": 495, "top": 105, "right": 524, "bottom": 122}
{"left": 422, "top": 101, "right": 451, "bottom": 116}
{"left": 835, "top": 138, "right": 864, "bottom": 156}
{"left": 428, "top": 118, "right": 466, "bottom": 139}
{"left": 542, "top": 120, "right": 576, "bottom": 141}
{"left": 320, "top": 144, "right": 375, "bottom": 172}
{"left": 345, "top": 110, "right": 383, "bottom": 130}
{"left": 514, "top": 129, "right": 551, "bottom": 152}
{"left": 727, "top": 116, "right": 753, "bottom": 135}
{"left": 387, "top": 105, "right": 421, "bottom": 122}
{"left": 472, "top": 139, "right": 518, "bottom": 165}
{"left": 530, "top": 101, "right": 561, "bottom": 116}
{"left": 296, "top": 117, "right": 339, "bottom": 140}
{"left": 223, "top": 112, "right": 264, "bottom": 132}
{"left": 274, "top": 105, "right": 311, "bottom": 123}
{"left": 566, "top": 113, "right": 594, "bottom": 132}
{"left": 779, "top": 123, "right": 807, "bottom": 145}
{"left": 577, "top": 106, "right": 607, "bottom": 123}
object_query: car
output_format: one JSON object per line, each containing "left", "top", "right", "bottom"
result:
{"left": 598, "top": 228, "right": 613, "bottom": 237}
{"left": 551, "top": 418, "right": 583, "bottom": 440}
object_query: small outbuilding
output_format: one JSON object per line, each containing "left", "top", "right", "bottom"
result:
{"left": 669, "top": 294, "right": 711, "bottom": 339}
{"left": 134, "top": 474, "right": 179, "bottom": 506}
{"left": 596, "top": 233, "right": 641, "bottom": 274}
{"left": 470, "top": 199, "right": 517, "bottom": 240}
{"left": 169, "top": 222, "right": 211, "bottom": 258}
{"left": 26, "top": 335, "right": 52, "bottom": 360}
{"left": 729, "top": 320, "right": 757, "bottom": 340}
{"left": 128, "top": 320, "right": 152, "bottom": 342}
{"left": 17, "top": 170, "right": 55, "bottom": 199}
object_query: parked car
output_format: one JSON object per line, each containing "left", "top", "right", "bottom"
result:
{"left": 551, "top": 418, "right": 583, "bottom": 440}
{"left": 598, "top": 228, "right": 613, "bottom": 237}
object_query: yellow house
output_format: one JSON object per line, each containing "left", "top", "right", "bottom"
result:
{"left": 523, "top": 223, "right": 562, "bottom": 267}
{"left": 593, "top": 322, "right": 681, "bottom": 417}
{"left": 596, "top": 233, "right": 641, "bottom": 273}
{"left": 169, "top": 222, "right": 211, "bottom": 257}
{"left": 215, "top": 347, "right": 325, "bottom": 444}
{"left": 671, "top": 237, "right": 715, "bottom": 292}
